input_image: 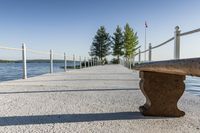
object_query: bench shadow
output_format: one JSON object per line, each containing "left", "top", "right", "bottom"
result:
{"left": 0, "top": 88, "right": 139, "bottom": 95}
{"left": 0, "top": 112, "right": 156, "bottom": 126}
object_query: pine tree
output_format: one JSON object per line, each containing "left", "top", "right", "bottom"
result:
{"left": 124, "top": 23, "right": 138, "bottom": 59}
{"left": 112, "top": 25, "right": 124, "bottom": 63}
{"left": 90, "top": 26, "right": 111, "bottom": 64}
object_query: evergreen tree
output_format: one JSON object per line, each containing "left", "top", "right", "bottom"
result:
{"left": 112, "top": 25, "right": 124, "bottom": 63}
{"left": 124, "top": 23, "right": 138, "bottom": 59}
{"left": 90, "top": 26, "right": 111, "bottom": 63}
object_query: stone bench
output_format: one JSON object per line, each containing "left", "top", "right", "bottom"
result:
{"left": 133, "top": 58, "right": 200, "bottom": 117}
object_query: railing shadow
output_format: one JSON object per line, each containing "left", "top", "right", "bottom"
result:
{"left": 0, "top": 112, "right": 158, "bottom": 126}
{"left": 19, "top": 78, "right": 140, "bottom": 83}
{"left": 48, "top": 73, "right": 135, "bottom": 76}
{"left": 0, "top": 88, "right": 139, "bottom": 95}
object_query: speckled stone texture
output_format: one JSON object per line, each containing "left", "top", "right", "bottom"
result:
{"left": 139, "top": 71, "right": 185, "bottom": 117}
{"left": 0, "top": 65, "right": 199, "bottom": 133}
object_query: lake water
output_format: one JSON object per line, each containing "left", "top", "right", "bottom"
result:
{"left": 185, "top": 76, "right": 200, "bottom": 96}
{"left": 0, "top": 63, "right": 199, "bottom": 96}
{"left": 0, "top": 62, "right": 77, "bottom": 81}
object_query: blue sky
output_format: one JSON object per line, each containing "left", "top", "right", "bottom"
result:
{"left": 0, "top": 0, "right": 200, "bottom": 60}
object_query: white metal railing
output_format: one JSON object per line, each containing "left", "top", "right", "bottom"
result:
{"left": 121, "top": 26, "right": 200, "bottom": 69}
{"left": 136, "top": 26, "right": 200, "bottom": 63}
{"left": 0, "top": 43, "right": 98, "bottom": 79}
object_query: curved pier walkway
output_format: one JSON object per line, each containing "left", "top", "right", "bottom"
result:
{"left": 0, "top": 65, "right": 199, "bottom": 133}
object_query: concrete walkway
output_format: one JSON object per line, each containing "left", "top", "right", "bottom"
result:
{"left": 0, "top": 65, "right": 199, "bottom": 133}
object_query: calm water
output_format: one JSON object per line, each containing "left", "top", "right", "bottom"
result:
{"left": 0, "top": 63, "right": 199, "bottom": 96}
{"left": 185, "top": 76, "right": 200, "bottom": 96}
{"left": 0, "top": 62, "right": 77, "bottom": 81}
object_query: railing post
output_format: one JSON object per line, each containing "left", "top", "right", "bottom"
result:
{"left": 149, "top": 43, "right": 152, "bottom": 62}
{"left": 138, "top": 49, "right": 141, "bottom": 63}
{"left": 88, "top": 57, "right": 90, "bottom": 67}
{"left": 129, "top": 56, "right": 132, "bottom": 69}
{"left": 124, "top": 57, "right": 126, "bottom": 67}
{"left": 125, "top": 57, "right": 128, "bottom": 68}
{"left": 50, "top": 49, "right": 53, "bottom": 73}
{"left": 73, "top": 54, "right": 75, "bottom": 69}
{"left": 174, "top": 26, "right": 180, "bottom": 59}
{"left": 64, "top": 52, "right": 67, "bottom": 72}
{"left": 92, "top": 58, "right": 94, "bottom": 66}
{"left": 79, "top": 56, "right": 82, "bottom": 69}
{"left": 84, "top": 57, "right": 86, "bottom": 68}
{"left": 133, "top": 56, "right": 135, "bottom": 66}
{"left": 22, "top": 43, "right": 27, "bottom": 79}
{"left": 123, "top": 57, "right": 125, "bottom": 66}
{"left": 89, "top": 58, "right": 90, "bottom": 66}
{"left": 90, "top": 58, "right": 91, "bottom": 67}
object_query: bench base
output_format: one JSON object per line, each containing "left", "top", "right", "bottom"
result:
{"left": 139, "top": 71, "right": 185, "bottom": 117}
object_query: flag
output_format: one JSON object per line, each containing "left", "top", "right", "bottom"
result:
{"left": 145, "top": 21, "right": 148, "bottom": 28}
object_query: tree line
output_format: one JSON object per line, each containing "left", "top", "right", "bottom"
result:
{"left": 90, "top": 23, "right": 138, "bottom": 64}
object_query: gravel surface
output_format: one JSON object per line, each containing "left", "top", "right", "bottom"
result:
{"left": 0, "top": 65, "right": 199, "bottom": 133}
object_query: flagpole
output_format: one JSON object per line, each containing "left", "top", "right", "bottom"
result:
{"left": 144, "top": 25, "right": 147, "bottom": 61}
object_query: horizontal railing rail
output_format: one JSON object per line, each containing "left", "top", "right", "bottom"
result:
{"left": 121, "top": 26, "right": 200, "bottom": 69}
{"left": 135, "top": 26, "right": 200, "bottom": 63}
{"left": 0, "top": 45, "right": 22, "bottom": 51}
{"left": 151, "top": 37, "right": 174, "bottom": 50}
{"left": 137, "top": 36, "right": 174, "bottom": 55}
{"left": 0, "top": 43, "right": 99, "bottom": 80}
{"left": 140, "top": 49, "right": 149, "bottom": 54}
{"left": 180, "top": 28, "right": 200, "bottom": 36}
{"left": 27, "top": 48, "right": 49, "bottom": 55}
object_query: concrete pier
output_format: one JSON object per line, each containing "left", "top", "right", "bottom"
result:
{"left": 0, "top": 65, "right": 199, "bottom": 132}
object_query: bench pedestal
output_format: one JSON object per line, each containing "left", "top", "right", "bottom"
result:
{"left": 139, "top": 71, "right": 185, "bottom": 117}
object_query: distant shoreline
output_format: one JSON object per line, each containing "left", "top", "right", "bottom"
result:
{"left": 0, "top": 59, "right": 77, "bottom": 63}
